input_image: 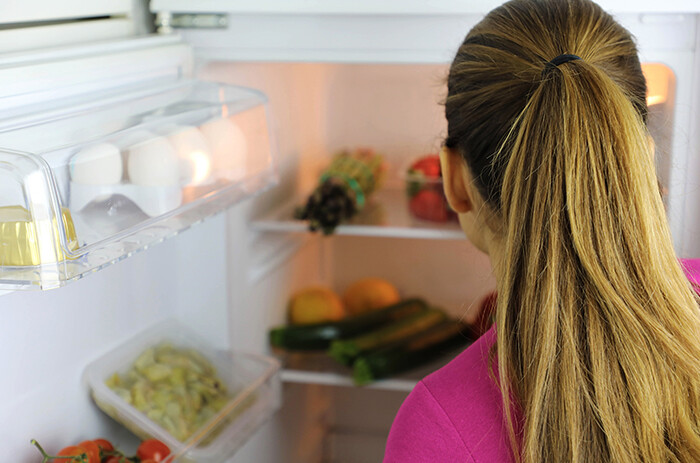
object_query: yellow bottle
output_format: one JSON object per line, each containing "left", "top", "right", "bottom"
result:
{"left": 0, "top": 206, "right": 78, "bottom": 266}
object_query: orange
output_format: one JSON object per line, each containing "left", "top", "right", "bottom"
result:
{"left": 288, "top": 287, "right": 346, "bottom": 325}
{"left": 342, "top": 278, "right": 401, "bottom": 316}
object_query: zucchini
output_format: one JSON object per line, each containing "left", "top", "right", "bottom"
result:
{"left": 352, "top": 320, "right": 471, "bottom": 385}
{"left": 329, "top": 308, "right": 448, "bottom": 365}
{"left": 269, "top": 298, "right": 428, "bottom": 351}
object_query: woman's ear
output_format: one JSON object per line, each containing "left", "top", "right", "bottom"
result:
{"left": 439, "top": 147, "right": 473, "bottom": 214}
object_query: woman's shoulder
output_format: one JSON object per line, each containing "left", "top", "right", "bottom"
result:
{"left": 422, "top": 323, "right": 498, "bottom": 397}
{"left": 422, "top": 326, "right": 514, "bottom": 459}
{"left": 384, "top": 326, "right": 515, "bottom": 463}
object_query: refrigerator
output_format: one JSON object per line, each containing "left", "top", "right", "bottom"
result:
{"left": 2, "top": 1, "right": 700, "bottom": 462}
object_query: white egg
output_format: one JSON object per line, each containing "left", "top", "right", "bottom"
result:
{"left": 167, "top": 126, "right": 213, "bottom": 185}
{"left": 126, "top": 135, "right": 179, "bottom": 186}
{"left": 69, "top": 143, "right": 122, "bottom": 185}
{"left": 199, "top": 118, "right": 248, "bottom": 181}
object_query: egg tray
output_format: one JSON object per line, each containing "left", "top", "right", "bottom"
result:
{"left": 0, "top": 80, "right": 276, "bottom": 289}
{"left": 70, "top": 182, "right": 182, "bottom": 217}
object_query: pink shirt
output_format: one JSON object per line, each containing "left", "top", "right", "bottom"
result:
{"left": 384, "top": 258, "right": 700, "bottom": 463}
{"left": 384, "top": 326, "right": 514, "bottom": 462}
{"left": 680, "top": 258, "right": 700, "bottom": 286}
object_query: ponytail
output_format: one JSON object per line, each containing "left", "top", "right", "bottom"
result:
{"left": 446, "top": 1, "right": 700, "bottom": 461}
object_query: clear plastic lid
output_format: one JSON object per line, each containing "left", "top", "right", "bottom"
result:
{"left": 0, "top": 79, "right": 277, "bottom": 290}
{"left": 84, "top": 319, "right": 282, "bottom": 463}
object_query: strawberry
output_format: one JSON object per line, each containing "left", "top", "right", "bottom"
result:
{"left": 409, "top": 189, "right": 450, "bottom": 222}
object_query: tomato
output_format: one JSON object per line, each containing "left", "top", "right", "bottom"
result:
{"left": 92, "top": 438, "right": 114, "bottom": 452}
{"left": 56, "top": 446, "right": 88, "bottom": 463}
{"left": 77, "top": 441, "right": 101, "bottom": 463}
{"left": 136, "top": 439, "right": 170, "bottom": 463}
{"left": 103, "top": 457, "right": 130, "bottom": 463}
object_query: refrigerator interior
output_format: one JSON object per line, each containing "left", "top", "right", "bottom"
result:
{"left": 0, "top": 18, "right": 689, "bottom": 463}
{"left": 202, "top": 59, "right": 677, "bottom": 462}
{"left": 196, "top": 61, "right": 498, "bottom": 463}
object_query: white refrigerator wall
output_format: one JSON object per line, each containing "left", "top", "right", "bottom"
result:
{"left": 1, "top": 214, "right": 229, "bottom": 459}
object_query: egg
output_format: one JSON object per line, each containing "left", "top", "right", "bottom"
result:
{"left": 167, "top": 126, "right": 213, "bottom": 185}
{"left": 125, "top": 134, "right": 179, "bottom": 186}
{"left": 69, "top": 143, "right": 122, "bottom": 185}
{"left": 199, "top": 117, "right": 248, "bottom": 182}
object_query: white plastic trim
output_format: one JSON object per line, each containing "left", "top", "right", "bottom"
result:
{"left": 151, "top": 0, "right": 700, "bottom": 15}
{"left": 0, "top": 0, "right": 131, "bottom": 24}
{"left": 0, "top": 19, "right": 135, "bottom": 55}
{"left": 150, "top": 12, "right": 696, "bottom": 64}
{"left": 247, "top": 234, "right": 312, "bottom": 285}
{"left": 280, "top": 369, "right": 417, "bottom": 392}
{"left": 0, "top": 36, "right": 192, "bottom": 112}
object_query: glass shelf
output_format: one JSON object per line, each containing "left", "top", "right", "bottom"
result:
{"left": 252, "top": 189, "right": 465, "bottom": 240}
{"left": 0, "top": 79, "right": 276, "bottom": 290}
{"left": 277, "top": 350, "right": 460, "bottom": 392}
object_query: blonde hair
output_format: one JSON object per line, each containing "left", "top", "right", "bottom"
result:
{"left": 444, "top": 0, "right": 700, "bottom": 461}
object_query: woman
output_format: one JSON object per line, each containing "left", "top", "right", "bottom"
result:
{"left": 384, "top": 0, "right": 700, "bottom": 461}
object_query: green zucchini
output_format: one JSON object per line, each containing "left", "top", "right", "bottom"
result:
{"left": 352, "top": 320, "right": 471, "bottom": 385}
{"left": 329, "top": 308, "right": 448, "bottom": 365}
{"left": 269, "top": 298, "right": 428, "bottom": 351}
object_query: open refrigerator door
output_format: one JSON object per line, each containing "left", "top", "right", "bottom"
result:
{"left": 0, "top": 2, "right": 284, "bottom": 461}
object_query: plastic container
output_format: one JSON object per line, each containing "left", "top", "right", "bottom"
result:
{"left": 0, "top": 79, "right": 277, "bottom": 290}
{"left": 84, "top": 319, "right": 281, "bottom": 463}
{"left": 403, "top": 155, "right": 457, "bottom": 223}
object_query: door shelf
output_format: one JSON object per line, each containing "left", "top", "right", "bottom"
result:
{"left": 252, "top": 189, "right": 465, "bottom": 240}
{"left": 0, "top": 79, "right": 276, "bottom": 290}
{"left": 277, "top": 350, "right": 459, "bottom": 393}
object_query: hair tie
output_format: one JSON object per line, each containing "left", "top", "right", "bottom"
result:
{"left": 543, "top": 54, "right": 581, "bottom": 75}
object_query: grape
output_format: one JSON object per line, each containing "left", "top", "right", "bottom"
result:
{"left": 295, "top": 177, "right": 359, "bottom": 234}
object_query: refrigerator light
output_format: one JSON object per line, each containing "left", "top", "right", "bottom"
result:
{"left": 642, "top": 63, "right": 674, "bottom": 107}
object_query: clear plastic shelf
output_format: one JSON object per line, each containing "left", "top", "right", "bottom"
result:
{"left": 251, "top": 189, "right": 465, "bottom": 240}
{"left": 277, "top": 350, "right": 460, "bottom": 392}
{"left": 0, "top": 79, "right": 277, "bottom": 290}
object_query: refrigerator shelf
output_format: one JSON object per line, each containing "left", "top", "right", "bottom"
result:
{"left": 277, "top": 350, "right": 459, "bottom": 393}
{"left": 0, "top": 79, "right": 276, "bottom": 290}
{"left": 251, "top": 189, "right": 465, "bottom": 240}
